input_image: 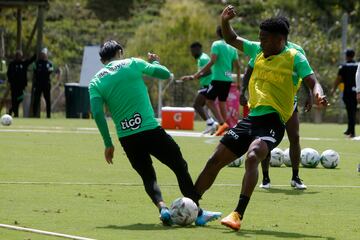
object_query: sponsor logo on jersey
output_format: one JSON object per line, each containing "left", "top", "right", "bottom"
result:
{"left": 121, "top": 113, "right": 142, "bottom": 131}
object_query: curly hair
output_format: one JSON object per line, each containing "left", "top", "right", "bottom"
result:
{"left": 260, "top": 17, "right": 289, "bottom": 36}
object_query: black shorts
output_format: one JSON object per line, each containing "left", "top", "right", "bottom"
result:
{"left": 220, "top": 113, "right": 285, "bottom": 157}
{"left": 206, "top": 80, "right": 232, "bottom": 101}
{"left": 198, "top": 85, "right": 209, "bottom": 96}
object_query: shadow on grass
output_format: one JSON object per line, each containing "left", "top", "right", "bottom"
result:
{"left": 259, "top": 188, "right": 320, "bottom": 195}
{"left": 224, "top": 228, "right": 335, "bottom": 239}
{"left": 97, "top": 223, "right": 196, "bottom": 231}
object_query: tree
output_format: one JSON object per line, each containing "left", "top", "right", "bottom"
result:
{"left": 127, "top": 0, "right": 218, "bottom": 106}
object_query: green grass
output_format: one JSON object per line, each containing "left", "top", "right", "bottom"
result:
{"left": 0, "top": 119, "right": 359, "bottom": 240}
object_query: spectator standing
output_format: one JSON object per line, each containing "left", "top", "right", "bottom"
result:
{"left": 32, "top": 48, "right": 54, "bottom": 118}
{"left": 6, "top": 50, "right": 35, "bottom": 117}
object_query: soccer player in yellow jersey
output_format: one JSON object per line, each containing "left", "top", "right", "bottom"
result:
{"left": 192, "top": 6, "right": 328, "bottom": 231}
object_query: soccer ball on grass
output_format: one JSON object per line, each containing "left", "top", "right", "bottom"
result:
{"left": 301, "top": 148, "right": 320, "bottom": 168}
{"left": 170, "top": 197, "right": 198, "bottom": 226}
{"left": 1, "top": 114, "right": 12, "bottom": 126}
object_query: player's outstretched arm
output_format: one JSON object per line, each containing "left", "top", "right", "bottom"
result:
{"left": 137, "top": 53, "right": 171, "bottom": 80}
{"left": 303, "top": 74, "right": 328, "bottom": 107}
{"left": 90, "top": 97, "right": 114, "bottom": 164}
{"left": 193, "top": 55, "right": 216, "bottom": 80}
{"left": 221, "top": 5, "right": 245, "bottom": 51}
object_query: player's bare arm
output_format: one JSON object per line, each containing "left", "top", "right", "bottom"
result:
{"left": 221, "top": 5, "right": 245, "bottom": 51}
{"left": 303, "top": 74, "right": 328, "bottom": 107}
{"left": 233, "top": 59, "right": 241, "bottom": 88}
{"left": 193, "top": 54, "right": 217, "bottom": 80}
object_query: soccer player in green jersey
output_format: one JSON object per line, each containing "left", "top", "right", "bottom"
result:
{"left": 193, "top": 26, "right": 241, "bottom": 136}
{"left": 89, "top": 40, "right": 221, "bottom": 226}
{"left": 240, "top": 17, "right": 313, "bottom": 190}
{"left": 191, "top": 6, "right": 328, "bottom": 231}
{"left": 181, "top": 42, "right": 218, "bottom": 134}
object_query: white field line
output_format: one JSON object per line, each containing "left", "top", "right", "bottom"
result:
{"left": 0, "top": 223, "right": 96, "bottom": 240}
{"left": 0, "top": 181, "right": 359, "bottom": 188}
{"left": 1, "top": 127, "right": 356, "bottom": 141}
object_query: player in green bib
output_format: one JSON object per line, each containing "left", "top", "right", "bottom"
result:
{"left": 193, "top": 26, "right": 241, "bottom": 136}
{"left": 191, "top": 6, "right": 328, "bottom": 231}
{"left": 181, "top": 42, "right": 218, "bottom": 134}
{"left": 89, "top": 40, "right": 221, "bottom": 226}
{"left": 240, "top": 18, "right": 314, "bottom": 190}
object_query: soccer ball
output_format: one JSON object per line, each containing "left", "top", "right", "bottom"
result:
{"left": 1, "top": 114, "right": 12, "bottom": 126}
{"left": 170, "top": 197, "right": 198, "bottom": 226}
{"left": 320, "top": 149, "right": 340, "bottom": 169}
{"left": 228, "top": 155, "right": 245, "bottom": 167}
{"left": 270, "top": 148, "right": 284, "bottom": 167}
{"left": 301, "top": 148, "right": 320, "bottom": 168}
{"left": 283, "top": 148, "right": 292, "bottom": 167}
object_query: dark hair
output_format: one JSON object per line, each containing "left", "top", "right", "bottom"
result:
{"left": 278, "top": 16, "right": 290, "bottom": 30}
{"left": 190, "top": 42, "right": 202, "bottom": 49}
{"left": 260, "top": 17, "right": 289, "bottom": 36}
{"left": 345, "top": 49, "right": 355, "bottom": 58}
{"left": 99, "top": 40, "right": 123, "bottom": 62}
{"left": 216, "top": 25, "right": 223, "bottom": 39}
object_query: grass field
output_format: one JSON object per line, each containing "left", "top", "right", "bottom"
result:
{"left": 0, "top": 118, "right": 359, "bottom": 240}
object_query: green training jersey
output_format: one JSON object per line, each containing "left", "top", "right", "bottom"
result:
{"left": 89, "top": 58, "right": 170, "bottom": 140}
{"left": 243, "top": 40, "right": 313, "bottom": 119}
{"left": 248, "top": 41, "right": 306, "bottom": 68}
{"left": 197, "top": 53, "right": 212, "bottom": 86}
{"left": 210, "top": 40, "right": 238, "bottom": 82}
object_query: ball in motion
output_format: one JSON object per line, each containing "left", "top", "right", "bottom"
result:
{"left": 320, "top": 149, "right": 340, "bottom": 169}
{"left": 170, "top": 197, "right": 198, "bottom": 226}
{"left": 301, "top": 148, "right": 320, "bottom": 168}
{"left": 1, "top": 114, "right": 12, "bottom": 126}
{"left": 270, "top": 148, "right": 284, "bottom": 167}
{"left": 283, "top": 148, "right": 292, "bottom": 167}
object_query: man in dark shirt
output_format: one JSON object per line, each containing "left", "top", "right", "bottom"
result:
{"left": 332, "top": 49, "right": 358, "bottom": 138}
{"left": 32, "top": 48, "right": 54, "bottom": 118}
{"left": 6, "top": 50, "right": 36, "bottom": 117}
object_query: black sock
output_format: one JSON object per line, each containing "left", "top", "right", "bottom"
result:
{"left": 235, "top": 194, "right": 250, "bottom": 219}
{"left": 292, "top": 169, "right": 299, "bottom": 179}
{"left": 263, "top": 171, "right": 270, "bottom": 181}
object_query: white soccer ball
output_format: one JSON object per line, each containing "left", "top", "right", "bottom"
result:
{"left": 301, "top": 148, "right": 320, "bottom": 168}
{"left": 320, "top": 149, "right": 340, "bottom": 169}
{"left": 228, "top": 155, "right": 245, "bottom": 167}
{"left": 1, "top": 114, "right": 12, "bottom": 126}
{"left": 283, "top": 148, "right": 292, "bottom": 167}
{"left": 270, "top": 148, "right": 284, "bottom": 167}
{"left": 170, "top": 197, "right": 198, "bottom": 226}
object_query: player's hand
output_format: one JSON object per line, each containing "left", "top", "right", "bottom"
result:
{"left": 239, "top": 94, "right": 248, "bottom": 106}
{"left": 315, "top": 93, "right": 328, "bottom": 107}
{"left": 104, "top": 146, "right": 114, "bottom": 164}
{"left": 221, "top": 5, "right": 236, "bottom": 22}
{"left": 357, "top": 93, "right": 360, "bottom": 103}
{"left": 304, "top": 94, "right": 313, "bottom": 112}
{"left": 148, "top": 52, "right": 160, "bottom": 63}
{"left": 180, "top": 75, "right": 194, "bottom": 81}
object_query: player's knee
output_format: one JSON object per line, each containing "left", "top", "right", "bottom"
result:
{"left": 246, "top": 141, "right": 268, "bottom": 166}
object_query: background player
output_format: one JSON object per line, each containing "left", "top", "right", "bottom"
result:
{"left": 193, "top": 26, "right": 241, "bottom": 136}
{"left": 181, "top": 42, "right": 218, "bottom": 134}
{"left": 89, "top": 40, "right": 221, "bottom": 226}
{"left": 332, "top": 49, "right": 358, "bottom": 138}
{"left": 192, "top": 6, "right": 327, "bottom": 231}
